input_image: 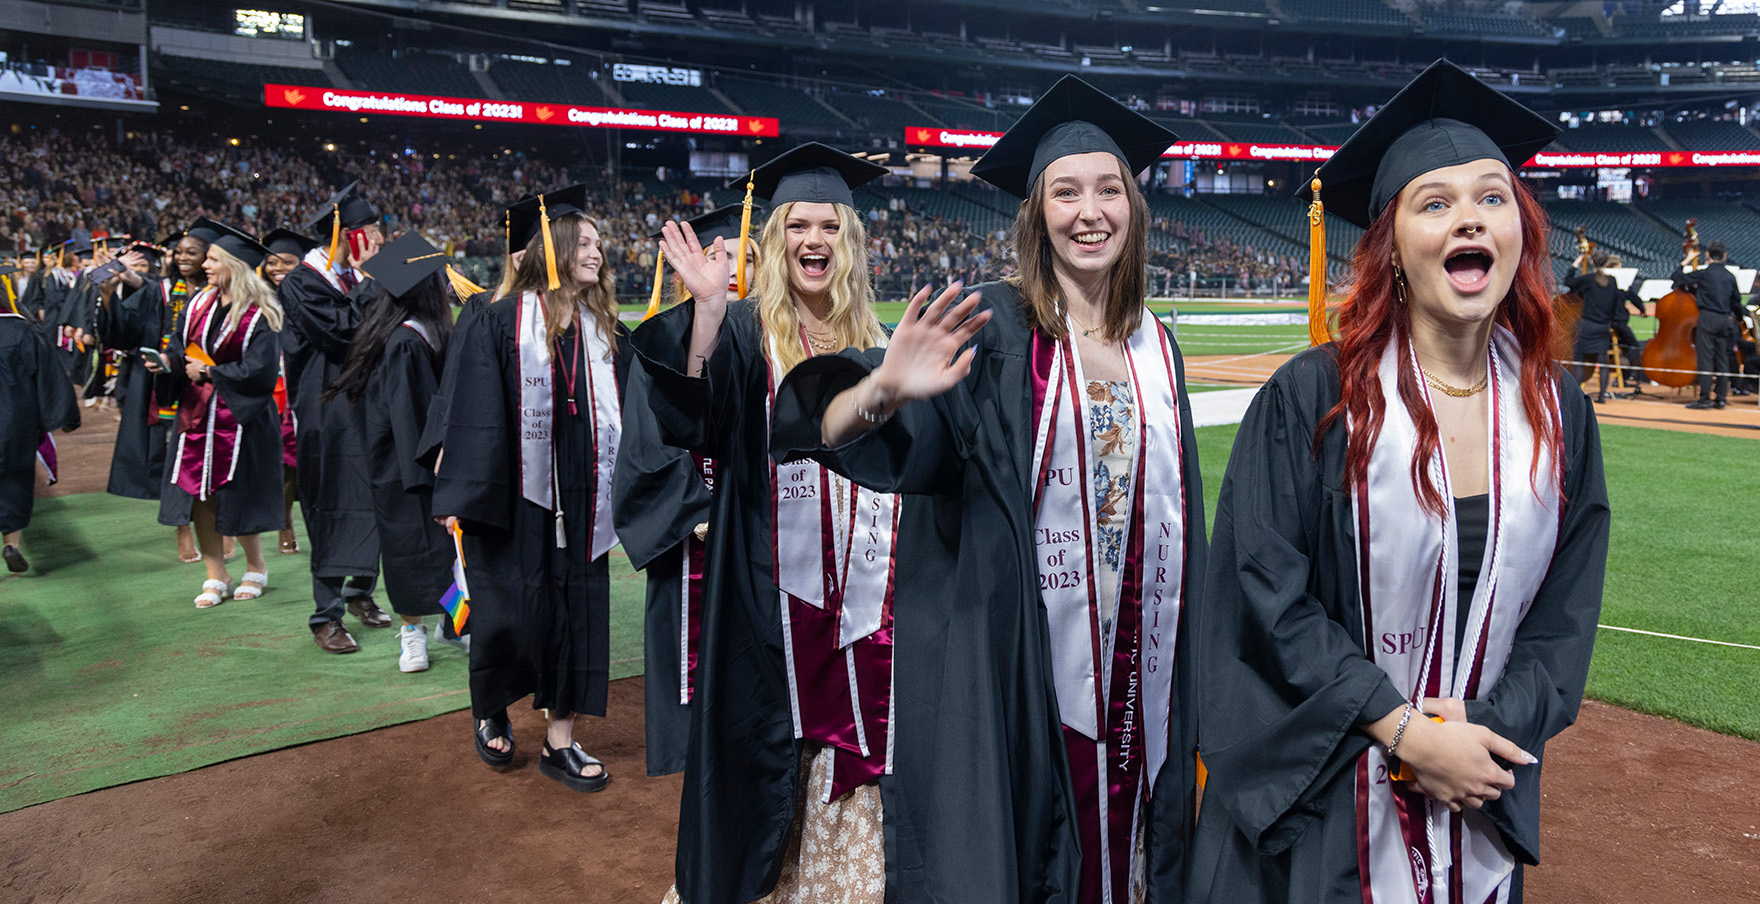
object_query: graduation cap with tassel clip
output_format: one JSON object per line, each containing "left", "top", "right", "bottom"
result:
{"left": 506, "top": 184, "right": 591, "bottom": 293}
{"left": 304, "top": 182, "right": 380, "bottom": 269}
{"left": 1296, "top": 59, "right": 1558, "bottom": 347}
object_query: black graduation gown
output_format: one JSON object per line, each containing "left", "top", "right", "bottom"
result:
{"left": 362, "top": 322, "right": 453, "bottom": 617}
{"left": 612, "top": 356, "right": 713, "bottom": 777}
{"left": 413, "top": 289, "right": 494, "bottom": 471}
{"left": 769, "top": 283, "right": 1208, "bottom": 904}
{"left": 49, "top": 275, "right": 97, "bottom": 386}
{"left": 280, "top": 264, "right": 380, "bottom": 577}
{"left": 1184, "top": 346, "right": 1608, "bottom": 904}
{"left": 156, "top": 303, "right": 287, "bottom": 536}
{"left": 431, "top": 299, "right": 630, "bottom": 720}
{"left": 97, "top": 277, "right": 193, "bottom": 501}
{"left": 0, "top": 313, "right": 79, "bottom": 534}
{"left": 1564, "top": 270, "right": 1621, "bottom": 355}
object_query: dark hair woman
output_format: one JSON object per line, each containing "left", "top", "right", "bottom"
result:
{"left": 1185, "top": 60, "right": 1609, "bottom": 904}
{"left": 261, "top": 228, "right": 319, "bottom": 557}
{"left": 771, "top": 77, "right": 1209, "bottom": 902}
{"left": 96, "top": 221, "right": 218, "bottom": 564}
{"left": 325, "top": 231, "right": 457, "bottom": 674}
{"left": 432, "top": 185, "right": 626, "bottom": 792}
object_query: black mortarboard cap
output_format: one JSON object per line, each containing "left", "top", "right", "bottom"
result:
{"left": 69, "top": 238, "right": 94, "bottom": 257}
{"left": 262, "top": 228, "right": 319, "bottom": 258}
{"left": 0, "top": 264, "right": 17, "bottom": 277}
{"left": 360, "top": 232, "right": 450, "bottom": 299}
{"left": 732, "top": 142, "right": 887, "bottom": 209}
{"left": 128, "top": 241, "right": 167, "bottom": 264}
{"left": 1298, "top": 59, "right": 1558, "bottom": 229}
{"left": 208, "top": 222, "right": 269, "bottom": 269}
{"left": 648, "top": 204, "right": 757, "bottom": 247}
{"left": 506, "top": 184, "right": 590, "bottom": 256}
{"left": 970, "top": 75, "right": 1178, "bottom": 199}
{"left": 185, "top": 218, "right": 225, "bottom": 245}
{"left": 305, "top": 181, "right": 379, "bottom": 233}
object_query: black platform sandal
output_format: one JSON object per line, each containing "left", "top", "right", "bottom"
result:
{"left": 539, "top": 740, "right": 609, "bottom": 793}
{"left": 474, "top": 711, "right": 514, "bottom": 767}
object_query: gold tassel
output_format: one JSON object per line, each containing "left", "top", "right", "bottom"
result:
{"left": 326, "top": 206, "right": 342, "bottom": 268}
{"left": 643, "top": 247, "right": 665, "bottom": 321}
{"left": 1307, "top": 175, "right": 1329, "bottom": 347}
{"left": 446, "top": 265, "right": 485, "bottom": 300}
{"left": 539, "top": 194, "right": 560, "bottom": 291}
{"left": 736, "top": 170, "right": 755, "bottom": 299}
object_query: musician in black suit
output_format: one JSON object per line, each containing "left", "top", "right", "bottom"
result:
{"left": 1670, "top": 241, "right": 1743, "bottom": 409}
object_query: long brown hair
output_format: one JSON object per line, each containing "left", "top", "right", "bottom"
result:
{"left": 1316, "top": 170, "right": 1561, "bottom": 515}
{"left": 505, "top": 213, "right": 619, "bottom": 345}
{"left": 1006, "top": 157, "right": 1149, "bottom": 343}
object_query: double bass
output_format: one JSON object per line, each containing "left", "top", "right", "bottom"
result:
{"left": 1551, "top": 226, "right": 1594, "bottom": 364}
{"left": 1641, "top": 218, "right": 1702, "bottom": 390}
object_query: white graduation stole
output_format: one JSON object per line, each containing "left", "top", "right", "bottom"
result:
{"left": 515, "top": 290, "right": 620, "bottom": 556}
{"left": 1353, "top": 328, "right": 1562, "bottom": 904}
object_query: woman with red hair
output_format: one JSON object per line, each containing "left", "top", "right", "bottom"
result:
{"left": 1187, "top": 61, "right": 1609, "bottom": 903}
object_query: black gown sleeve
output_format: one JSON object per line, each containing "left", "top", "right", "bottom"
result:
{"left": 1199, "top": 371, "right": 1408, "bottom": 856}
{"left": 414, "top": 293, "right": 490, "bottom": 470}
{"left": 1463, "top": 380, "right": 1608, "bottom": 864}
{"left": 209, "top": 316, "right": 283, "bottom": 424}
{"left": 612, "top": 353, "right": 713, "bottom": 570}
{"left": 627, "top": 299, "right": 752, "bottom": 455}
{"left": 34, "top": 326, "right": 80, "bottom": 433}
{"left": 381, "top": 331, "right": 440, "bottom": 493}
{"left": 431, "top": 305, "right": 513, "bottom": 531}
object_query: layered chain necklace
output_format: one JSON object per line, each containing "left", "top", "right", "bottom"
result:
{"left": 1419, "top": 366, "right": 1488, "bottom": 398}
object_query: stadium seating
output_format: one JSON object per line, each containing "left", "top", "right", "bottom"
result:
{"left": 335, "top": 48, "right": 481, "bottom": 98}
{"left": 719, "top": 78, "right": 846, "bottom": 131}
{"left": 824, "top": 90, "right": 923, "bottom": 134}
{"left": 1418, "top": 8, "right": 1555, "bottom": 39}
{"left": 489, "top": 60, "right": 608, "bottom": 106}
{"left": 1553, "top": 124, "right": 1670, "bottom": 154}
{"left": 156, "top": 56, "right": 326, "bottom": 99}
{"left": 1637, "top": 198, "right": 1760, "bottom": 272}
{"left": 1278, "top": 0, "right": 1412, "bottom": 29}
{"left": 1665, "top": 118, "right": 1760, "bottom": 151}
{"left": 1203, "top": 118, "right": 1310, "bottom": 144}
{"left": 615, "top": 81, "right": 736, "bottom": 115}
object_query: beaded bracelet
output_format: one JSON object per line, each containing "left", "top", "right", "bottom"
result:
{"left": 1387, "top": 704, "right": 1416, "bottom": 759}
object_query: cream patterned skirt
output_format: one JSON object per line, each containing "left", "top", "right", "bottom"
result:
{"left": 663, "top": 744, "right": 885, "bottom": 904}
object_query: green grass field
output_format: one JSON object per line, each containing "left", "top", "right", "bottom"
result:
{"left": 1, "top": 312, "right": 1751, "bottom": 814}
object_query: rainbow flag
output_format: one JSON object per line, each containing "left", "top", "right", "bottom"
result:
{"left": 436, "top": 522, "right": 471, "bottom": 633}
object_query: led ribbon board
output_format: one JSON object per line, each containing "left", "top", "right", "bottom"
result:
{"left": 265, "top": 83, "right": 780, "bottom": 137}
{"left": 908, "top": 127, "right": 1760, "bottom": 169}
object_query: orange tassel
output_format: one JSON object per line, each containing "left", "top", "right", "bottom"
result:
{"left": 1307, "top": 175, "right": 1330, "bottom": 347}
{"left": 643, "top": 248, "right": 665, "bottom": 321}
{"left": 326, "top": 207, "right": 342, "bottom": 269}
{"left": 539, "top": 195, "right": 560, "bottom": 292}
{"left": 736, "top": 171, "right": 755, "bottom": 299}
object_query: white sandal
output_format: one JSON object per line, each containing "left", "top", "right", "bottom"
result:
{"left": 195, "top": 579, "right": 233, "bottom": 609}
{"left": 233, "top": 571, "right": 268, "bottom": 600}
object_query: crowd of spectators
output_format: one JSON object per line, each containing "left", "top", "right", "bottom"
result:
{"left": 4, "top": 129, "right": 1311, "bottom": 300}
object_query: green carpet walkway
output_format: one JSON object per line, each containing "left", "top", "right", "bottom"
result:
{"left": 0, "top": 494, "right": 644, "bottom": 814}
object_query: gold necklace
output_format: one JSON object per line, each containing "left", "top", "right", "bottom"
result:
{"left": 1068, "top": 310, "right": 1104, "bottom": 338}
{"left": 1420, "top": 368, "right": 1488, "bottom": 398}
{"left": 804, "top": 328, "right": 838, "bottom": 353}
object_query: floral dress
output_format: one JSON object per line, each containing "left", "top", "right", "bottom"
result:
{"left": 1088, "top": 379, "right": 1138, "bottom": 638}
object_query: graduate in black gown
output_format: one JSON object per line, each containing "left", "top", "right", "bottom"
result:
{"left": 98, "top": 224, "right": 218, "bottom": 562}
{"left": 1185, "top": 61, "right": 1608, "bottom": 904}
{"left": 324, "top": 231, "right": 458, "bottom": 674}
{"left": 280, "top": 183, "right": 391, "bottom": 652}
{"left": 613, "top": 205, "right": 748, "bottom": 778}
{"left": 0, "top": 295, "right": 80, "bottom": 573}
{"left": 261, "top": 228, "right": 319, "bottom": 557}
{"left": 432, "top": 185, "right": 627, "bottom": 792}
{"left": 772, "top": 81, "right": 1207, "bottom": 904}
{"left": 146, "top": 223, "right": 286, "bottom": 609}
{"left": 643, "top": 145, "right": 911, "bottom": 904}
{"left": 49, "top": 239, "right": 98, "bottom": 389}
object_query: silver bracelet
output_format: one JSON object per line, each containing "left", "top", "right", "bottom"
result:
{"left": 1386, "top": 704, "right": 1415, "bottom": 759}
{"left": 850, "top": 391, "right": 893, "bottom": 425}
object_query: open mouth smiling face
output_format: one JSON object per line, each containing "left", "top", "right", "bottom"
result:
{"left": 1393, "top": 158, "right": 1522, "bottom": 325}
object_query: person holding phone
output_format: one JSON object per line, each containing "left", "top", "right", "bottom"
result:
{"left": 98, "top": 223, "right": 220, "bottom": 564}
{"left": 277, "top": 183, "right": 390, "bottom": 653}
{"left": 143, "top": 223, "right": 285, "bottom": 609}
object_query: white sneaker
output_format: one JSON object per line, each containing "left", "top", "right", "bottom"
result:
{"left": 433, "top": 622, "right": 470, "bottom": 654}
{"left": 398, "top": 623, "right": 430, "bottom": 672}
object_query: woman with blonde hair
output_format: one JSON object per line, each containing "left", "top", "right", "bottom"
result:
{"left": 642, "top": 143, "right": 900, "bottom": 904}
{"left": 432, "top": 185, "right": 627, "bottom": 792}
{"left": 144, "top": 223, "right": 285, "bottom": 609}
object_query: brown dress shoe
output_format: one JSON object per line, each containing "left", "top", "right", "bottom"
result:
{"left": 347, "top": 597, "right": 394, "bottom": 628}
{"left": 313, "top": 620, "right": 360, "bottom": 654}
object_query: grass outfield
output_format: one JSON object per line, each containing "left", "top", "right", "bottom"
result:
{"left": 1193, "top": 421, "right": 1760, "bottom": 742}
